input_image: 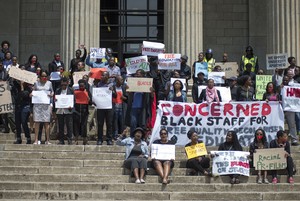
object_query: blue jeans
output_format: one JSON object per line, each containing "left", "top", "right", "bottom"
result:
{"left": 15, "top": 105, "right": 31, "bottom": 141}
{"left": 113, "top": 105, "right": 123, "bottom": 138}
{"left": 130, "top": 108, "right": 142, "bottom": 137}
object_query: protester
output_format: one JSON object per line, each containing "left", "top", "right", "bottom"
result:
{"left": 218, "top": 130, "right": 243, "bottom": 184}
{"left": 198, "top": 79, "right": 221, "bottom": 103}
{"left": 25, "top": 54, "right": 42, "bottom": 73}
{"left": 262, "top": 82, "right": 279, "bottom": 101}
{"left": 6, "top": 56, "right": 19, "bottom": 71}
{"left": 236, "top": 75, "right": 255, "bottom": 101}
{"left": 239, "top": 46, "right": 259, "bottom": 74}
{"left": 284, "top": 56, "right": 299, "bottom": 76}
{"left": 102, "top": 48, "right": 118, "bottom": 65}
{"left": 192, "top": 52, "right": 205, "bottom": 83}
{"left": 242, "top": 63, "right": 256, "bottom": 85}
{"left": 227, "top": 76, "right": 238, "bottom": 101}
{"left": 249, "top": 129, "right": 269, "bottom": 184}
{"left": 69, "top": 45, "right": 87, "bottom": 75}
{"left": 179, "top": 55, "right": 191, "bottom": 83}
{"left": 167, "top": 79, "right": 187, "bottom": 102}
{"left": 272, "top": 68, "right": 284, "bottom": 89}
{"left": 116, "top": 127, "right": 148, "bottom": 184}
{"left": 0, "top": 60, "right": 10, "bottom": 133}
{"left": 3, "top": 51, "right": 12, "bottom": 70}
{"left": 221, "top": 52, "right": 229, "bottom": 63}
{"left": 204, "top": 49, "right": 215, "bottom": 72}
{"left": 0, "top": 40, "right": 11, "bottom": 60}
{"left": 105, "top": 57, "right": 120, "bottom": 85}
{"left": 48, "top": 53, "right": 65, "bottom": 74}
{"left": 86, "top": 52, "right": 105, "bottom": 68}
{"left": 191, "top": 72, "right": 207, "bottom": 103}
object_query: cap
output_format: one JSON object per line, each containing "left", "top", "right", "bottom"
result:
{"left": 181, "top": 55, "right": 188, "bottom": 61}
{"left": 206, "top": 48, "right": 213, "bottom": 54}
{"left": 133, "top": 127, "right": 145, "bottom": 136}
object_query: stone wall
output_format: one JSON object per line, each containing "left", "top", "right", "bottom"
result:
{"left": 19, "top": 0, "right": 61, "bottom": 68}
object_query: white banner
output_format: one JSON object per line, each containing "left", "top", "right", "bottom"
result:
{"left": 142, "top": 41, "right": 165, "bottom": 56}
{"left": 150, "top": 101, "right": 284, "bottom": 147}
{"left": 32, "top": 91, "right": 50, "bottom": 104}
{"left": 90, "top": 48, "right": 106, "bottom": 59}
{"left": 158, "top": 54, "right": 181, "bottom": 70}
{"left": 281, "top": 85, "right": 300, "bottom": 112}
{"left": 0, "top": 81, "right": 13, "bottom": 114}
{"left": 211, "top": 151, "right": 250, "bottom": 176}
{"left": 266, "top": 53, "right": 288, "bottom": 70}
{"left": 151, "top": 144, "right": 175, "bottom": 160}
{"left": 208, "top": 72, "right": 225, "bottom": 84}
{"left": 125, "top": 56, "right": 149, "bottom": 75}
{"left": 55, "top": 95, "right": 74, "bottom": 108}
{"left": 170, "top": 78, "right": 186, "bottom": 91}
{"left": 198, "top": 86, "right": 232, "bottom": 103}
{"left": 92, "top": 87, "right": 112, "bottom": 109}
{"left": 50, "top": 72, "right": 61, "bottom": 81}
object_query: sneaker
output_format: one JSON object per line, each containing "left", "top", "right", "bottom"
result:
{"left": 135, "top": 179, "right": 141, "bottom": 184}
{"left": 264, "top": 178, "right": 269, "bottom": 184}
{"left": 288, "top": 177, "right": 294, "bottom": 184}
{"left": 38, "top": 141, "right": 41, "bottom": 145}
{"left": 140, "top": 179, "right": 145, "bottom": 184}
{"left": 45, "top": 141, "right": 51, "bottom": 145}
{"left": 257, "top": 178, "right": 262, "bottom": 184}
{"left": 272, "top": 177, "right": 278, "bottom": 184}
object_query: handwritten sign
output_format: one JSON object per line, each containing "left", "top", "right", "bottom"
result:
{"left": 208, "top": 72, "right": 225, "bottom": 84}
{"left": 215, "top": 62, "right": 238, "bottom": 78}
{"left": 55, "top": 95, "right": 74, "bottom": 108}
{"left": 266, "top": 53, "right": 288, "bottom": 70}
{"left": 90, "top": 48, "right": 106, "bottom": 59}
{"left": 253, "top": 148, "right": 287, "bottom": 170}
{"left": 74, "top": 90, "right": 89, "bottom": 104}
{"left": 170, "top": 78, "right": 187, "bottom": 91}
{"left": 185, "top": 143, "right": 208, "bottom": 159}
{"left": 126, "top": 77, "right": 153, "bottom": 93}
{"left": 195, "top": 62, "right": 208, "bottom": 79}
{"left": 211, "top": 151, "right": 250, "bottom": 176}
{"left": 158, "top": 53, "right": 181, "bottom": 70}
{"left": 8, "top": 66, "right": 37, "bottom": 84}
{"left": 281, "top": 85, "right": 300, "bottom": 112}
{"left": 0, "top": 81, "right": 13, "bottom": 114}
{"left": 92, "top": 87, "right": 112, "bottom": 109}
{"left": 198, "top": 86, "right": 232, "bottom": 102}
{"left": 255, "top": 75, "right": 272, "bottom": 100}
{"left": 142, "top": 41, "right": 165, "bottom": 56}
{"left": 151, "top": 144, "right": 175, "bottom": 160}
{"left": 32, "top": 91, "right": 50, "bottom": 104}
{"left": 90, "top": 68, "right": 106, "bottom": 79}
{"left": 125, "top": 56, "right": 149, "bottom": 75}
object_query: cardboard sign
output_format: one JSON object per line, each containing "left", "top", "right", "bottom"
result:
{"left": 157, "top": 53, "right": 181, "bottom": 70}
{"left": 198, "top": 86, "right": 232, "bottom": 102}
{"left": 170, "top": 78, "right": 187, "bottom": 91}
{"left": 151, "top": 144, "right": 175, "bottom": 160}
{"left": 125, "top": 56, "right": 149, "bottom": 75}
{"left": 74, "top": 90, "right": 89, "bottom": 104}
{"left": 73, "top": 71, "right": 90, "bottom": 85}
{"left": 208, "top": 72, "right": 225, "bottom": 84}
{"left": 126, "top": 77, "right": 153, "bottom": 93}
{"left": 0, "top": 81, "right": 14, "bottom": 114}
{"left": 55, "top": 95, "right": 74, "bottom": 108}
{"left": 255, "top": 75, "right": 273, "bottom": 100}
{"left": 211, "top": 151, "right": 250, "bottom": 176}
{"left": 142, "top": 41, "right": 165, "bottom": 56}
{"left": 90, "top": 48, "right": 106, "bottom": 59}
{"left": 8, "top": 66, "right": 37, "bottom": 84}
{"left": 281, "top": 85, "right": 300, "bottom": 112}
{"left": 194, "top": 62, "right": 208, "bottom": 79}
{"left": 253, "top": 148, "right": 287, "bottom": 170}
{"left": 92, "top": 87, "right": 112, "bottom": 109}
{"left": 32, "top": 91, "right": 50, "bottom": 104}
{"left": 215, "top": 62, "right": 239, "bottom": 78}
{"left": 185, "top": 143, "right": 208, "bottom": 159}
{"left": 90, "top": 68, "right": 106, "bottom": 79}
{"left": 266, "top": 53, "right": 288, "bottom": 70}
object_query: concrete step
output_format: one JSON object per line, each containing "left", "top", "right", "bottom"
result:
{"left": 0, "top": 190, "right": 299, "bottom": 200}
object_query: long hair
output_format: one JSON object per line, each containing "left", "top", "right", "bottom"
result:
{"left": 226, "top": 130, "right": 242, "bottom": 150}
{"left": 172, "top": 79, "right": 183, "bottom": 91}
{"left": 253, "top": 128, "right": 267, "bottom": 144}
{"left": 265, "top": 82, "right": 275, "bottom": 94}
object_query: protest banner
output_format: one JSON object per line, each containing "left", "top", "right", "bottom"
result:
{"left": 151, "top": 144, "right": 175, "bottom": 160}
{"left": 74, "top": 90, "right": 89, "bottom": 104}
{"left": 126, "top": 77, "right": 153, "bottom": 93}
{"left": 266, "top": 53, "right": 288, "bottom": 70}
{"left": 208, "top": 72, "right": 225, "bottom": 84}
{"left": 90, "top": 68, "right": 106, "bottom": 79}
{"left": 0, "top": 81, "right": 13, "bottom": 114}
{"left": 92, "top": 87, "right": 112, "bottom": 109}
{"left": 150, "top": 101, "right": 284, "bottom": 146}
{"left": 125, "top": 56, "right": 149, "bottom": 74}
{"left": 215, "top": 62, "right": 239, "bottom": 78}
{"left": 8, "top": 66, "right": 37, "bottom": 84}
{"left": 50, "top": 72, "right": 61, "bottom": 81}
{"left": 170, "top": 78, "right": 187, "bottom": 91}
{"left": 255, "top": 75, "right": 272, "bottom": 100}
{"left": 185, "top": 143, "right": 208, "bottom": 159}
{"left": 158, "top": 53, "right": 181, "bottom": 70}
{"left": 211, "top": 151, "right": 250, "bottom": 176}
{"left": 194, "top": 62, "right": 208, "bottom": 79}
{"left": 253, "top": 148, "right": 287, "bottom": 170}
{"left": 281, "top": 85, "right": 300, "bottom": 112}
{"left": 32, "top": 91, "right": 50, "bottom": 104}
{"left": 142, "top": 41, "right": 165, "bottom": 56}
{"left": 55, "top": 95, "right": 74, "bottom": 108}
{"left": 90, "top": 47, "right": 106, "bottom": 59}
{"left": 198, "top": 86, "right": 232, "bottom": 102}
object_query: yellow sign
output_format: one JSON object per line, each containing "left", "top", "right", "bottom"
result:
{"left": 185, "top": 143, "right": 208, "bottom": 159}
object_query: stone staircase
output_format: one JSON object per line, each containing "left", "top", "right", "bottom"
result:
{"left": 0, "top": 133, "right": 300, "bottom": 200}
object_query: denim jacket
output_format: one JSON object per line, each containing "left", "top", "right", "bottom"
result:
{"left": 116, "top": 137, "right": 149, "bottom": 159}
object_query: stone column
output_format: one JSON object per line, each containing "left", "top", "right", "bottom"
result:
{"left": 61, "top": 0, "right": 100, "bottom": 69}
{"left": 267, "top": 0, "right": 300, "bottom": 63}
{"left": 164, "top": 0, "right": 203, "bottom": 67}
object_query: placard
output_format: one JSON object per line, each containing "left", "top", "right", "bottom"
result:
{"left": 74, "top": 90, "right": 89, "bottom": 104}
{"left": 90, "top": 68, "right": 107, "bottom": 79}
{"left": 170, "top": 78, "right": 186, "bottom": 91}
{"left": 92, "top": 87, "right": 112, "bottom": 109}
{"left": 50, "top": 72, "right": 61, "bottom": 81}
{"left": 55, "top": 95, "right": 74, "bottom": 108}
{"left": 125, "top": 56, "right": 149, "bottom": 75}
{"left": 198, "top": 86, "right": 232, "bottom": 102}
{"left": 208, "top": 72, "right": 225, "bottom": 84}
{"left": 185, "top": 143, "right": 208, "bottom": 159}
{"left": 90, "top": 48, "right": 106, "bottom": 59}
{"left": 194, "top": 62, "right": 208, "bottom": 79}
{"left": 32, "top": 91, "right": 50, "bottom": 104}
{"left": 126, "top": 77, "right": 153, "bottom": 93}
{"left": 266, "top": 53, "right": 288, "bottom": 70}
{"left": 8, "top": 66, "right": 37, "bottom": 84}
{"left": 158, "top": 53, "right": 181, "bottom": 70}
{"left": 142, "top": 41, "right": 165, "bottom": 56}
{"left": 253, "top": 148, "right": 287, "bottom": 170}
{"left": 0, "top": 81, "right": 13, "bottom": 114}
{"left": 255, "top": 75, "right": 272, "bottom": 100}
{"left": 215, "top": 62, "right": 239, "bottom": 78}
{"left": 281, "top": 85, "right": 300, "bottom": 112}
{"left": 211, "top": 151, "right": 250, "bottom": 176}
{"left": 151, "top": 144, "right": 175, "bottom": 160}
